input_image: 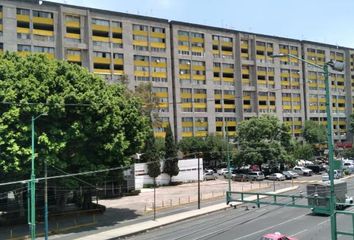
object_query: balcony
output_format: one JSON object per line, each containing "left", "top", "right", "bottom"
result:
{"left": 134, "top": 71, "right": 149, "bottom": 77}
{"left": 113, "top": 58, "right": 123, "bottom": 65}
{"left": 150, "top": 42, "right": 166, "bottom": 49}
{"left": 134, "top": 60, "right": 149, "bottom": 66}
{"left": 65, "top": 33, "right": 80, "bottom": 39}
{"left": 178, "top": 35, "right": 188, "bottom": 41}
{"left": 92, "top": 36, "right": 109, "bottom": 42}
{"left": 33, "top": 17, "right": 53, "bottom": 25}
{"left": 132, "top": 40, "right": 148, "bottom": 47}
{"left": 93, "top": 57, "right": 110, "bottom": 64}
{"left": 133, "top": 30, "right": 148, "bottom": 36}
{"left": 17, "top": 14, "right": 30, "bottom": 22}
{"left": 151, "top": 72, "right": 167, "bottom": 78}
{"left": 33, "top": 29, "right": 54, "bottom": 36}
{"left": 91, "top": 24, "right": 109, "bottom": 32}
{"left": 66, "top": 54, "right": 81, "bottom": 62}
{"left": 112, "top": 38, "right": 123, "bottom": 44}
{"left": 150, "top": 32, "right": 165, "bottom": 38}
{"left": 192, "top": 65, "right": 205, "bottom": 71}
{"left": 17, "top": 27, "right": 30, "bottom": 34}
{"left": 113, "top": 70, "right": 124, "bottom": 75}
{"left": 195, "top": 131, "right": 208, "bottom": 137}
{"left": 191, "top": 46, "right": 204, "bottom": 52}
{"left": 191, "top": 37, "right": 204, "bottom": 43}
{"left": 112, "top": 27, "right": 122, "bottom": 33}
{"left": 66, "top": 21, "right": 80, "bottom": 28}
{"left": 192, "top": 75, "right": 206, "bottom": 80}
{"left": 94, "top": 69, "right": 111, "bottom": 74}
{"left": 154, "top": 132, "right": 166, "bottom": 138}
{"left": 182, "top": 132, "right": 193, "bottom": 137}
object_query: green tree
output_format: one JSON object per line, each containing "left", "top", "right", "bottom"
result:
{"left": 237, "top": 115, "right": 293, "bottom": 170}
{"left": 178, "top": 136, "right": 231, "bottom": 167}
{"left": 350, "top": 114, "right": 354, "bottom": 134}
{"left": 293, "top": 142, "right": 315, "bottom": 161}
{"left": 141, "top": 119, "right": 161, "bottom": 180}
{"left": 303, "top": 120, "right": 327, "bottom": 145}
{"left": 163, "top": 123, "right": 179, "bottom": 184}
{"left": 0, "top": 53, "right": 149, "bottom": 209}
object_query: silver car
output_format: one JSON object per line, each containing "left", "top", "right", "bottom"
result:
{"left": 282, "top": 170, "right": 299, "bottom": 179}
{"left": 266, "top": 173, "right": 285, "bottom": 181}
{"left": 203, "top": 172, "right": 216, "bottom": 181}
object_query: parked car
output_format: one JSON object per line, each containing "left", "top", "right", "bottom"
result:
{"left": 260, "top": 232, "right": 297, "bottom": 240}
{"left": 293, "top": 166, "right": 313, "bottom": 176}
{"left": 282, "top": 170, "right": 299, "bottom": 179}
{"left": 266, "top": 173, "right": 285, "bottom": 181}
{"left": 203, "top": 172, "right": 216, "bottom": 181}
{"left": 247, "top": 171, "right": 265, "bottom": 181}
{"left": 305, "top": 164, "right": 321, "bottom": 174}
{"left": 217, "top": 168, "right": 228, "bottom": 175}
{"left": 204, "top": 169, "right": 214, "bottom": 174}
{"left": 343, "top": 162, "right": 354, "bottom": 173}
{"left": 322, "top": 169, "right": 342, "bottom": 181}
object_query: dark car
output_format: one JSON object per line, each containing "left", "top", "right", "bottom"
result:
{"left": 305, "top": 165, "right": 321, "bottom": 174}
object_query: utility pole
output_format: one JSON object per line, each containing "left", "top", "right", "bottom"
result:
{"left": 270, "top": 54, "right": 344, "bottom": 240}
{"left": 197, "top": 154, "right": 200, "bottom": 209}
{"left": 44, "top": 158, "right": 48, "bottom": 240}
{"left": 324, "top": 64, "right": 336, "bottom": 240}
{"left": 30, "top": 116, "right": 36, "bottom": 240}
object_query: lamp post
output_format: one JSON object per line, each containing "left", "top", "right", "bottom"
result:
{"left": 271, "top": 54, "right": 344, "bottom": 240}
{"left": 30, "top": 112, "right": 47, "bottom": 240}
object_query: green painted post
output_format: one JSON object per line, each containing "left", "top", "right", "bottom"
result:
{"left": 30, "top": 116, "right": 36, "bottom": 240}
{"left": 324, "top": 64, "right": 337, "bottom": 240}
{"left": 226, "top": 122, "right": 231, "bottom": 194}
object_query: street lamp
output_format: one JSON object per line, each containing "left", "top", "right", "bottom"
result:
{"left": 271, "top": 53, "right": 344, "bottom": 240}
{"left": 29, "top": 112, "right": 47, "bottom": 240}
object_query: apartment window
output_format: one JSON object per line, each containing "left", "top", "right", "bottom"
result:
{"left": 151, "top": 26, "right": 165, "bottom": 33}
{"left": 134, "top": 55, "right": 149, "bottom": 61}
{"left": 112, "top": 21, "right": 122, "bottom": 28}
{"left": 18, "top": 44, "right": 31, "bottom": 52}
{"left": 178, "top": 30, "right": 189, "bottom": 36}
{"left": 67, "top": 49, "right": 80, "bottom": 55}
{"left": 34, "top": 46, "right": 54, "bottom": 53}
{"left": 151, "top": 57, "right": 166, "bottom": 63}
{"left": 33, "top": 10, "right": 53, "bottom": 18}
{"left": 113, "top": 53, "right": 123, "bottom": 59}
{"left": 92, "top": 18, "right": 109, "bottom": 26}
{"left": 17, "top": 8, "right": 30, "bottom": 15}
{"left": 191, "top": 32, "right": 203, "bottom": 38}
{"left": 133, "top": 24, "right": 148, "bottom": 31}
{"left": 65, "top": 15, "right": 79, "bottom": 22}
{"left": 94, "top": 51, "right": 110, "bottom": 58}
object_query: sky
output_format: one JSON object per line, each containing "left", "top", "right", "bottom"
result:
{"left": 46, "top": 0, "right": 354, "bottom": 48}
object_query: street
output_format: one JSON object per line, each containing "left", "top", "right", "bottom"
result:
{"left": 122, "top": 177, "right": 354, "bottom": 240}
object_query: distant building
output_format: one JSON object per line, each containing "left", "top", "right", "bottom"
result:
{"left": 2, "top": 0, "right": 354, "bottom": 142}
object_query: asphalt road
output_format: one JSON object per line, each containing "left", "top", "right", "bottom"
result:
{"left": 122, "top": 178, "right": 354, "bottom": 240}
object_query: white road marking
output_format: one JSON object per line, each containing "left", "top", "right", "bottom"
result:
{"left": 291, "top": 228, "right": 308, "bottom": 237}
{"left": 233, "top": 214, "right": 305, "bottom": 240}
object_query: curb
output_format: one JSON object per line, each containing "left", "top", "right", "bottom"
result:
{"left": 74, "top": 186, "right": 299, "bottom": 240}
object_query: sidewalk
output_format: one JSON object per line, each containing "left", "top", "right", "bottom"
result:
{"left": 74, "top": 186, "right": 299, "bottom": 240}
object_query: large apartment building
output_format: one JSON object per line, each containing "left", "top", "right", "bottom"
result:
{"left": 1, "top": 0, "right": 353, "bottom": 143}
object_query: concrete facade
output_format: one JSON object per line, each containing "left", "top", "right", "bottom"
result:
{"left": 1, "top": 0, "right": 354, "bottom": 143}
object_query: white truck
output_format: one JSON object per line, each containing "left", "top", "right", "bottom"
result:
{"left": 307, "top": 180, "right": 353, "bottom": 215}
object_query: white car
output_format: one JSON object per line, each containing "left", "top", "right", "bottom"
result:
{"left": 217, "top": 168, "right": 228, "bottom": 175}
{"left": 293, "top": 166, "right": 313, "bottom": 176}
